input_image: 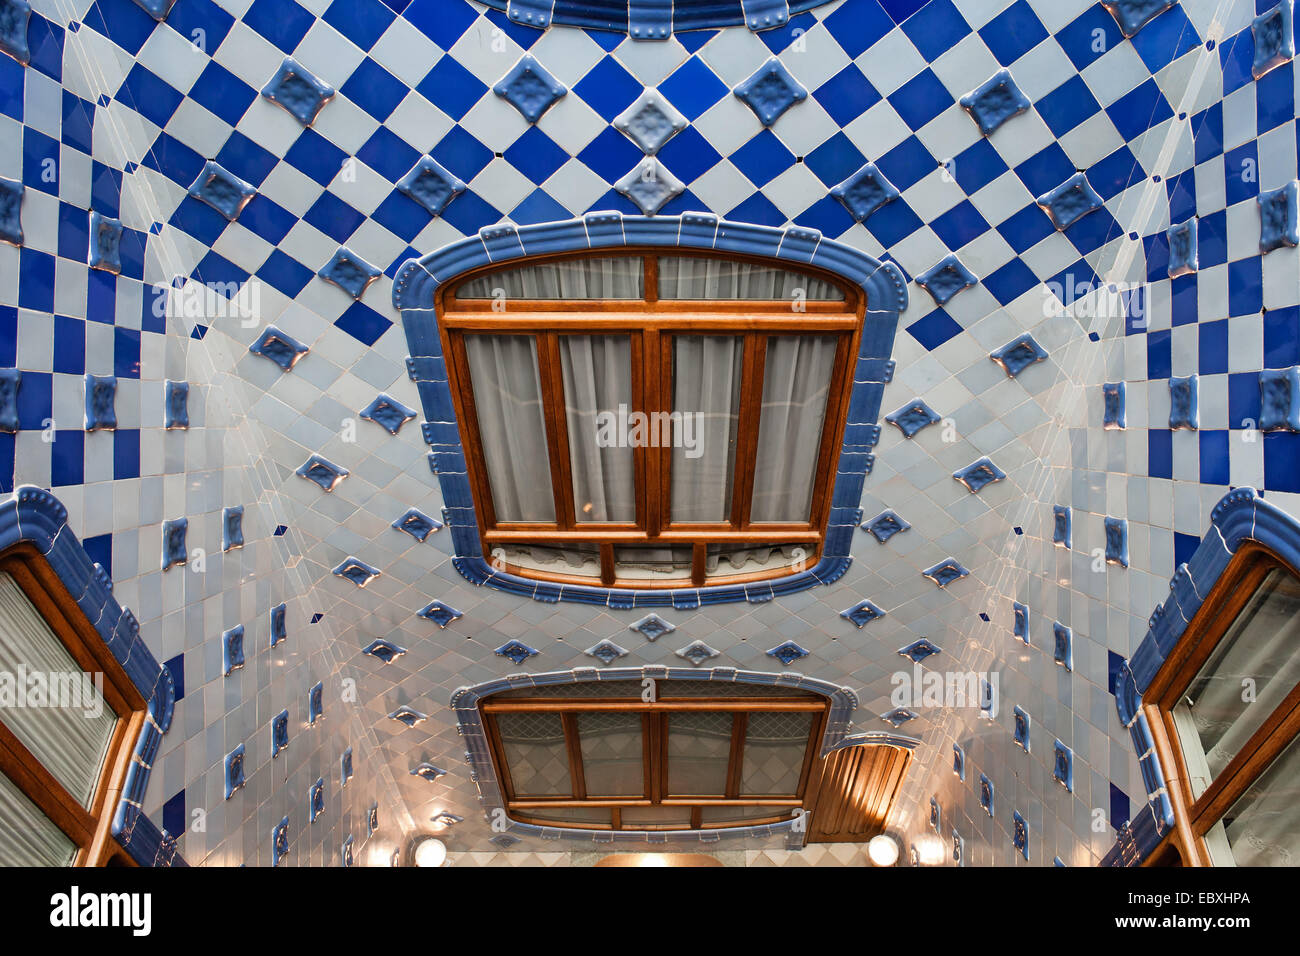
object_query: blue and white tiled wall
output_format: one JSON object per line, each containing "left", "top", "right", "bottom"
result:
{"left": 1, "top": 0, "right": 1297, "bottom": 865}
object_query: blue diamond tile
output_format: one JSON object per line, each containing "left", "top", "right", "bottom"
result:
{"left": 261, "top": 56, "right": 335, "bottom": 126}
{"left": 410, "top": 762, "right": 447, "bottom": 782}
{"left": 629, "top": 612, "right": 675, "bottom": 641}
{"left": 1037, "top": 172, "right": 1104, "bottom": 230}
{"left": 1261, "top": 367, "right": 1300, "bottom": 432}
{"left": 341, "top": 835, "right": 354, "bottom": 867}
{"left": 1169, "top": 374, "right": 1198, "bottom": 429}
{"left": 675, "top": 640, "right": 720, "bottom": 665}
{"left": 614, "top": 157, "right": 684, "bottom": 215}
{"left": 188, "top": 160, "right": 256, "bottom": 221}
{"left": 397, "top": 156, "right": 466, "bottom": 219}
{"left": 362, "top": 638, "right": 406, "bottom": 664}
{"left": 222, "top": 505, "right": 244, "bottom": 551}
{"left": 923, "top": 558, "right": 970, "bottom": 588}
{"left": 1053, "top": 505, "right": 1072, "bottom": 548}
{"left": 388, "top": 705, "right": 426, "bottom": 727}
{"left": 224, "top": 744, "right": 245, "bottom": 799}
{"left": 296, "top": 454, "right": 349, "bottom": 491}
{"left": 309, "top": 776, "right": 325, "bottom": 821}
{"left": 990, "top": 333, "right": 1047, "bottom": 377}
{"left": 84, "top": 374, "right": 117, "bottom": 430}
{"left": 1104, "top": 516, "right": 1129, "bottom": 567}
{"left": 493, "top": 54, "right": 566, "bottom": 123}
{"left": 222, "top": 626, "right": 244, "bottom": 676}
{"left": 360, "top": 393, "right": 416, "bottom": 435}
{"left": 132, "top": 0, "right": 176, "bottom": 20}
{"left": 898, "top": 638, "right": 941, "bottom": 663}
{"left": 1053, "top": 621, "right": 1073, "bottom": 670}
{"left": 272, "top": 708, "right": 289, "bottom": 756}
{"left": 1053, "top": 740, "right": 1073, "bottom": 790}
{"left": 830, "top": 162, "right": 899, "bottom": 223}
{"left": 319, "top": 246, "right": 381, "bottom": 299}
{"left": 766, "top": 640, "right": 809, "bottom": 666}
{"left": 0, "top": 176, "right": 22, "bottom": 246}
{"left": 863, "top": 509, "right": 911, "bottom": 543}
{"left": 840, "top": 599, "right": 885, "bottom": 628}
{"left": 1103, "top": 382, "right": 1126, "bottom": 429}
{"left": 881, "top": 708, "right": 916, "bottom": 727}
{"left": 332, "top": 556, "right": 381, "bottom": 587}
{"left": 308, "top": 682, "right": 323, "bottom": 726}
{"left": 1252, "top": 0, "right": 1294, "bottom": 78}
{"left": 733, "top": 57, "right": 808, "bottom": 126}
{"left": 419, "top": 600, "right": 463, "bottom": 628}
{"left": 270, "top": 602, "right": 288, "bottom": 646}
{"left": 953, "top": 457, "right": 1006, "bottom": 493}
{"left": 249, "top": 326, "right": 309, "bottom": 371}
{"left": 366, "top": 803, "right": 379, "bottom": 836}
{"left": 959, "top": 69, "right": 1030, "bottom": 136}
{"left": 392, "top": 507, "right": 442, "bottom": 541}
{"left": 1013, "top": 705, "right": 1030, "bottom": 750}
{"left": 1013, "top": 602, "right": 1030, "bottom": 643}
{"left": 1167, "top": 217, "right": 1198, "bottom": 277}
{"left": 979, "top": 774, "right": 994, "bottom": 815}
{"left": 164, "top": 380, "right": 189, "bottom": 429}
{"left": 1258, "top": 181, "right": 1298, "bottom": 253}
{"left": 495, "top": 639, "right": 538, "bottom": 664}
{"left": 88, "top": 211, "right": 123, "bottom": 273}
{"left": 1100, "top": 0, "right": 1173, "bottom": 38}
{"left": 614, "top": 88, "right": 688, "bottom": 156}
{"left": 161, "top": 517, "right": 187, "bottom": 570}
{"left": 585, "top": 640, "right": 628, "bottom": 665}
{"left": 885, "top": 399, "right": 941, "bottom": 438}
{"left": 916, "top": 254, "right": 978, "bottom": 306}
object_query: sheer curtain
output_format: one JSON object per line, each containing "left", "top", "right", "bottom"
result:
{"left": 1212, "top": 731, "right": 1300, "bottom": 865}
{"left": 0, "top": 573, "right": 116, "bottom": 809}
{"left": 670, "top": 335, "right": 743, "bottom": 523}
{"left": 657, "top": 256, "right": 843, "bottom": 301}
{"left": 457, "top": 257, "right": 643, "bottom": 299}
{"left": 560, "top": 335, "right": 635, "bottom": 523}
{"left": 0, "top": 770, "right": 76, "bottom": 866}
{"left": 464, "top": 335, "right": 555, "bottom": 522}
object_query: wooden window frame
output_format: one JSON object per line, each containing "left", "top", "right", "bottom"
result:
{"left": 1141, "top": 542, "right": 1300, "bottom": 867}
{"left": 0, "top": 543, "right": 145, "bottom": 866}
{"left": 436, "top": 249, "right": 864, "bottom": 590}
{"left": 481, "top": 692, "right": 829, "bottom": 831}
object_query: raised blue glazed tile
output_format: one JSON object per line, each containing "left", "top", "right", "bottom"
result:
{"left": 132, "top": 0, "right": 176, "bottom": 20}
{"left": 88, "top": 211, "right": 123, "bottom": 274}
{"left": 1167, "top": 218, "right": 1197, "bottom": 277}
{"left": 1102, "top": 382, "right": 1126, "bottom": 429}
{"left": 898, "top": 638, "right": 941, "bottom": 663}
{"left": 953, "top": 457, "right": 1006, "bottom": 493}
{"left": 1169, "top": 374, "right": 1198, "bottom": 429}
{"left": 397, "top": 156, "right": 466, "bottom": 219}
{"left": 614, "top": 157, "right": 684, "bottom": 215}
{"left": 953, "top": 743, "right": 965, "bottom": 780}
{"left": 161, "top": 518, "right": 187, "bottom": 570}
{"left": 930, "top": 796, "right": 941, "bottom": 831}
{"left": 923, "top": 558, "right": 970, "bottom": 588}
{"left": 319, "top": 247, "right": 381, "bottom": 300}
{"left": 1037, "top": 172, "right": 1104, "bottom": 231}
{"left": 296, "top": 455, "right": 348, "bottom": 491}
{"left": 1012, "top": 810, "right": 1028, "bottom": 859}
{"left": 366, "top": 803, "right": 379, "bottom": 836}
{"left": 733, "top": 58, "right": 808, "bottom": 126}
{"left": 1053, "top": 740, "right": 1074, "bottom": 791}
{"left": 916, "top": 254, "right": 978, "bottom": 306}
{"left": 333, "top": 556, "right": 380, "bottom": 587}
{"left": 411, "top": 762, "right": 447, "bottom": 782}
{"left": 1053, "top": 505, "right": 1072, "bottom": 548}
{"left": 1260, "top": 367, "right": 1300, "bottom": 432}
{"left": 222, "top": 506, "right": 243, "bottom": 552}
{"left": 1054, "top": 621, "right": 1073, "bottom": 670}
{"left": 766, "top": 640, "right": 809, "bottom": 666}
{"left": 249, "top": 326, "right": 309, "bottom": 371}
{"left": 585, "top": 640, "right": 628, "bottom": 665}
{"left": 360, "top": 393, "right": 417, "bottom": 435}
{"left": 990, "top": 334, "right": 1047, "bottom": 377}
{"left": 308, "top": 777, "right": 325, "bottom": 823}
{"left": 614, "top": 89, "right": 688, "bottom": 156}
{"left": 1258, "top": 181, "right": 1299, "bottom": 253}
{"left": 272, "top": 708, "right": 289, "bottom": 757}
{"left": 388, "top": 705, "right": 426, "bottom": 728}
{"left": 0, "top": 177, "right": 22, "bottom": 246}
{"left": 629, "top": 612, "right": 675, "bottom": 641}
{"left": 187, "top": 161, "right": 256, "bottom": 221}
{"left": 494, "top": 54, "right": 566, "bottom": 123}
{"left": 431, "top": 811, "right": 463, "bottom": 829}
{"left": 863, "top": 509, "right": 910, "bottom": 543}
{"left": 979, "top": 774, "right": 994, "bottom": 816}
{"left": 1099, "top": 0, "right": 1173, "bottom": 38}
{"left": 840, "top": 599, "right": 885, "bottom": 628}
{"left": 0, "top": 0, "right": 30, "bottom": 65}
{"left": 1105, "top": 516, "right": 1129, "bottom": 568}
{"left": 270, "top": 602, "right": 287, "bottom": 647}
{"left": 885, "top": 399, "right": 941, "bottom": 438}
{"left": 830, "top": 162, "right": 899, "bottom": 223}
{"left": 84, "top": 374, "right": 117, "bottom": 431}
{"left": 222, "top": 625, "right": 244, "bottom": 676}
{"left": 959, "top": 69, "right": 1031, "bottom": 135}
{"left": 675, "top": 640, "right": 719, "bottom": 665}
{"left": 1013, "top": 601, "right": 1030, "bottom": 644}
{"left": 392, "top": 508, "right": 442, "bottom": 542}
{"left": 0, "top": 369, "right": 19, "bottom": 433}
{"left": 261, "top": 57, "right": 335, "bottom": 126}
{"left": 1252, "top": 0, "right": 1295, "bottom": 79}
{"left": 308, "top": 681, "right": 323, "bottom": 726}
{"left": 1013, "top": 705, "right": 1030, "bottom": 750}
{"left": 495, "top": 639, "right": 537, "bottom": 664}
{"left": 223, "top": 744, "right": 245, "bottom": 799}
{"left": 362, "top": 637, "right": 406, "bottom": 663}
{"left": 419, "top": 600, "right": 462, "bottom": 628}
{"left": 164, "top": 380, "right": 189, "bottom": 429}
{"left": 881, "top": 708, "right": 916, "bottom": 728}
{"left": 272, "top": 815, "right": 289, "bottom": 866}
{"left": 341, "top": 747, "right": 353, "bottom": 786}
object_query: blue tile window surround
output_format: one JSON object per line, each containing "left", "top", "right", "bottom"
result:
{"left": 393, "top": 213, "right": 907, "bottom": 610}
{"left": 1105, "top": 487, "right": 1300, "bottom": 866}
{"left": 0, "top": 486, "right": 184, "bottom": 866}
{"left": 484, "top": 0, "right": 836, "bottom": 35}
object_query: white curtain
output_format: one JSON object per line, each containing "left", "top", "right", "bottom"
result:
{"left": 0, "top": 573, "right": 116, "bottom": 809}
{"left": 464, "top": 335, "right": 556, "bottom": 522}
{"left": 657, "top": 256, "right": 843, "bottom": 301}
{"left": 751, "top": 335, "right": 837, "bottom": 522}
{"left": 671, "top": 335, "right": 743, "bottom": 523}
{"left": 0, "top": 770, "right": 76, "bottom": 866}
{"left": 457, "top": 257, "right": 643, "bottom": 299}
{"left": 561, "top": 335, "right": 636, "bottom": 523}
{"left": 1213, "top": 732, "right": 1300, "bottom": 866}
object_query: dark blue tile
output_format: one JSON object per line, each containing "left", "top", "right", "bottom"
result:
{"left": 88, "top": 270, "right": 117, "bottom": 325}
{"left": 1036, "top": 75, "right": 1101, "bottom": 136}
{"left": 188, "top": 61, "right": 256, "bottom": 127}
{"left": 1129, "top": 4, "right": 1201, "bottom": 73}
{"left": 140, "top": 132, "right": 205, "bottom": 188}
{"left": 50, "top": 430, "right": 83, "bottom": 486}
{"left": 60, "top": 92, "right": 94, "bottom": 154}
{"left": 1014, "top": 142, "right": 1075, "bottom": 197}
{"left": 114, "top": 328, "right": 141, "bottom": 379}
{"left": 16, "top": 371, "right": 51, "bottom": 431}
{"left": 1106, "top": 78, "right": 1174, "bottom": 141}
{"left": 165, "top": 0, "right": 235, "bottom": 52}
{"left": 238, "top": 196, "right": 295, "bottom": 245}
{"left": 22, "top": 128, "right": 59, "bottom": 196}
{"left": 1199, "top": 430, "right": 1230, "bottom": 484}
{"left": 163, "top": 652, "right": 184, "bottom": 701}
{"left": 0, "top": 56, "right": 23, "bottom": 122}
{"left": 576, "top": 126, "right": 643, "bottom": 182}
{"left": 1224, "top": 141, "right": 1260, "bottom": 206}
{"left": 1170, "top": 273, "right": 1197, "bottom": 326}
{"left": 793, "top": 194, "right": 856, "bottom": 236}
{"left": 863, "top": 197, "right": 923, "bottom": 245}
{"left": 1228, "top": 257, "right": 1263, "bottom": 317}
{"left": 984, "top": 257, "right": 1038, "bottom": 305}
{"left": 18, "top": 249, "right": 55, "bottom": 312}
{"left": 655, "top": 126, "right": 720, "bottom": 183}
{"left": 323, "top": 0, "right": 395, "bottom": 49}
{"left": 876, "top": 134, "right": 937, "bottom": 192}
{"left": 1055, "top": 5, "right": 1124, "bottom": 71}
{"left": 930, "top": 199, "right": 989, "bottom": 250}
{"left": 1148, "top": 428, "right": 1172, "bottom": 479}
{"left": 950, "top": 137, "right": 1008, "bottom": 195}
{"left": 113, "top": 428, "right": 139, "bottom": 480}
{"left": 906, "top": 309, "right": 963, "bottom": 350}
{"left": 1265, "top": 431, "right": 1300, "bottom": 492}
{"left": 997, "top": 203, "right": 1055, "bottom": 254}
{"left": 1147, "top": 328, "right": 1172, "bottom": 378}
{"left": 1199, "top": 319, "right": 1228, "bottom": 374}
{"left": 979, "top": 0, "right": 1048, "bottom": 66}
{"left": 402, "top": 0, "right": 478, "bottom": 49}
{"left": 27, "top": 14, "right": 64, "bottom": 82}
{"left": 1090, "top": 146, "right": 1146, "bottom": 201}
{"left": 116, "top": 63, "right": 183, "bottom": 128}
{"left": 161, "top": 789, "right": 185, "bottom": 838}
{"left": 804, "top": 132, "right": 867, "bottom": 188}
{"left": 824, "top": 0, "right": 894, "bottom": 57}
{"left": 343, "top": 58, "right": 408, "bottom": 122}
{"left": 726, "top": 191, "right": 785, "bottom": 227}
{"left": 900, "top": 0, "right": 970, "bottom": 61}
{"left": 52, "top": 316, "right": 85, "bottom": 375}
{"left": 1229, "top": 371, "right": 1261, "bottom": 429}
{"left": 416, "top": 55, "right": 486, "bottom": 121}
{"left": 335, "top": 301, "right": 392, "bottom": 346}
{"left": 886, "top": 68, "right": 951, "bottom": 131}
{"left": 304, "top": 192, "right": 364, "bottom": 242}
{"left": 257, "top": 249, "right": 314, "bottom": 297}
{"left": 573, "top": 56, "right": 641, "bottom": 120}
{"left": 83, "top": 1, "right": 157, "bottom": 56}
{"left": 242, "top": 0, "right": 314, "bottom": 53}
{"left": 1198, "top": 209, "right": 1228, "bottom": 267}
{"left": 82, "top": 531, "right": 112, "bottom": 577}
{"left": 658, "top": 57, "right": 728, "bottom": 120}
{"left": 1256, "top": 62, "right": 1294, "bottom": 134}
{"left": 370, "top": 190, "right": 431, "bottom": 242}
{"left": 503, "top": 125, "right": 568, "bottom": 184}
{"left": 1191, "top": 102, "right": 1223, "bottom": 164}
{"left": 1109, "top": 782, "right": 1131, "bottom": 828}
{"left": 1264, "top": 305, "right": 1300, "bottom": 367}
{"left": 729, "top": 129, "right": 794, "bottom": 187}
{"left": 430, "top": 125, "right": 494, "bottom": 181}
{"left": 510, "top": 188, "right": 571, "bottom": 224}
{"left": 215, "top": 131, "right": 279, "bottom": 187}
{"left": 0, "top": 307, "right": 15, "bottom": 367}
{"left": 1219, "top": 25, "right": 1256, "bottom": 95}
{"left": 356, "top": 126, "right": 419, "bottom": 182}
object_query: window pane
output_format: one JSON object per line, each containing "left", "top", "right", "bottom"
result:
{"left": 0, "top": 573, "right": 117, "bottom": 809}
{"left": 499, "top": 544, "right": 601, "bottom": 579}
{"left": 619, "top": 805, "right": 693, "bottom": 829}
{"left": 577, "top": 713, "right": 643, "bottom": 797}
{"left": 497, "top": 713, "right": 571, "bottom": 798}
{"left": 560, "top": 335, "right": 636, "bottom": 523}
{"left": 0, "top": 770, "right": 76, "bottom": 866}
{"left": 1172, "top": 568, "right": 1300, "bottom": 798}
{"left": 700, "top": 805, "right": 786, "bottom": 825}
{"left": 750, "top": 335, "right": 837, "bottom": 523}
{"left": 464, "top": 335, "right": 555, "bottom": 522}
{"left": 614, "top": 545, "right": 693, "bottom": 581}
{"left": 657, "top": 256, "right": 844, "bottom": 301}
{"left": 705, "top": 543, "right": 810, "bottom": 577}
{"left": 741, "top": 711, "right": 813, "bottom": 796}
{"left": 519, "top": 806, "right": 612, "bottom": 827}
{"left": 456, "top": 257, "right": 644, "bottom": 299}
{"left": 1206, "top": 729, "right": 1300, "bottom": 866}
{"left": 671, "top": 335, "right": 742, "bottom": 523}
{"left": 666, "top": 712, "right": 734, "bottom": 796}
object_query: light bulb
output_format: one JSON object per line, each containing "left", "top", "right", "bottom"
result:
{"left": 413, "top": 837, "right": 447, "bottom": 868}
{"left": 867, "top": 834, "right": 900, "bottom": 867}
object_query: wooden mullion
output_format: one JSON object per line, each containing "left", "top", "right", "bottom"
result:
{"left": 653, "top": 330, "right": 671, "bottom": 535}
{"left": 611, "top": 807, "right": 622, "bottom": 831}
{"left": 538, "top": 333, "right": 576, "bottom": 529}
{"left": 0, "top": 725, "right": 97, "bottom": 850}
{"left": 726, "top": 712, "right": 747, "bottom": 799}
{"left": 444, "top": 332, "right": 500, "bottom": 533}
{"left": 804, "top": 333, "right": 855, "bottom": 533}
{"left": 641, "top": 714, "right": 654, "bottom": 801}
{"left": 630, "top": 332, "right": 649, "bottom": 533}
{"left": 482, "top": 714, "right": 518, "bottom": 803}
{"left": 691, "top": 542, "right": 706, "bottom": 586}
{"left": 644, "top": 254, "right": 658, "bottom": 303}
{"left": 562, "top": 713, "right": 586, "bottom": 800}
{"left": 652, "top": 713, "right": 666, "bottom": 803}
{"left": 731, "top": 335, "right": 766, "bottom": 530}
{"left": 690, "top": 806, "right": 703, "bottom": 830}
{"left": 599, "top": 544, "right": 616, "bottom": 587}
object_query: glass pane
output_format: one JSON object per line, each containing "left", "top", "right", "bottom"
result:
{"left": 0, "top": 770, "right": 76, "bottom": 866}
{"left": 705, "top": 543, "right": 810, "bottom": 577}
{"left": 670, "top": 335, "right": 742, "bottom": 523}
{"left": 741, "top": 711, "right": 813, "bottom": 796}
{"left": 464, "top": 335, "right": 555, "bottom": 522}
{"left": 657, "top": 256, "right": 844, "bottom": 301}
{"left": 619, "top": 805, "right": 693, "bottom": 829}
{"left": 498, "top": 544, "right": 601, "bottom": 579}
{"left": 700, "top": 805, "right": 787, "bottom": 825}
{"left": 750, "top": 335, "right": 837, "bottom": 523}
{"left": 666, "top": 712, "right": 734, "bottom": 796}
{"left": 560, "top": 335, "right": 636, "bottom": 522}
{"left": 0, "top": 573, "right": 116, "bottom": 808}
{"left": 496, "top": 713, "right": 571, "bottom": 798}
{"left": 1207, "top": 730, "right": 1300, "bottom": 866}
{"left": 1172, "top": 568, "right": 1300, "bottom": 799}
{"left": 577, "top": 713, "right": 644, "bottom": 797}
{"left": 519, "top": 806, "right": 611, "bottom": 827}
{"left": 614, "top": 545, "right": 693, "bottom": 581}
{"left": 456, "top": 257, "right": 644, "bottom": 299}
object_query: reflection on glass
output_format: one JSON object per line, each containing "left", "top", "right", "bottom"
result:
{"left": 1207, "top": 730, "right": 1300, "bottom": 866}
{"left": 560, "top": 335, "right": 636, "bottom": 522}
{"left": 666, "top": 712, "right": 733, "bottom": 796}
{"left": 671, "top": 336, "right": 742, "bottom": 523}
{"left": 578, "top": 713, "right": 643, "bottom": 797}
{"left": 619, "top": 805, "right": 693, "bottom": 829}
{"left": 657, "top": 257, "right": 844, "bottom": 300}
{"left": 497, "top": 712, "right": 571, "bottom": 798}
{"left": 456, "top": 257, "right": 644, "bottom": 299}
{"left": 741, "top": 711, "right": 813, "bottom": 796}
{"left": 0, "top": 770, "right": 77, "bottom": 866}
